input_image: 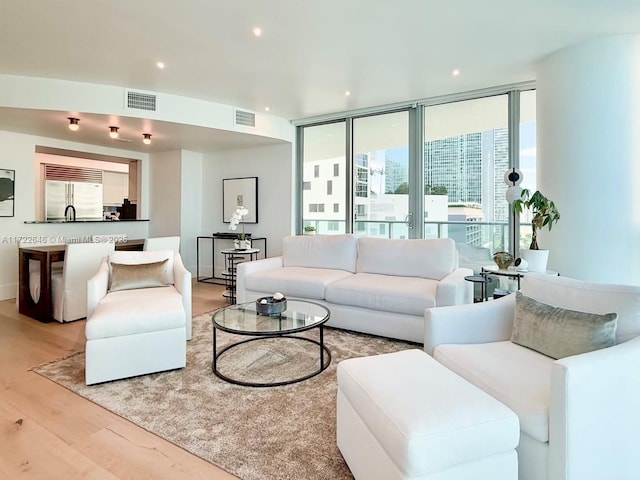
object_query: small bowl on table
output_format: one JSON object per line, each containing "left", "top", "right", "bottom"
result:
{"left": 255, "top": 296, "right": 287, "bottom": 316}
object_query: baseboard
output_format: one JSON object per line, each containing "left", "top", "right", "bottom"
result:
{"left": 0, "top": 282, "right": 17, "bottom": 301}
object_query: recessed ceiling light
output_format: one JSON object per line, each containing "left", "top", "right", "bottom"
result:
{"left": 345, "top": 91, "right": 351, "bottom": 96}
{"left": 143, "top": 133, "right": 152, "bottom": 145}
{"left": 109, "top": 126, "right": 119, "bottom": 139}
{"left": 253, "top": 27, "right": 262, "bottom": 37}
{"left": 68, "top": 117, "right": 79, "bottom": 131}
{"left": 265, "top": 106, "right": 270, "bottom": 112}
{"left": 156, "top": 61, "right": 165, "bottom": 69}
{"left": 452, "top": 69, "right": 461, "bottom": 77}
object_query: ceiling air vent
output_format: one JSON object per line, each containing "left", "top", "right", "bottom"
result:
{"left": 45, "top": 165, "right": 103, "bottom": 183}
{"left": 235, "top": 109, "right": 256, "bottom": 127}
{"left": 126, "top": 90, "right": 157, "bottom": 111}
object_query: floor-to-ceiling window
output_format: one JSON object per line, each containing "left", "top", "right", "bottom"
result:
{"left": 352, "top": 110, "right": 411, "bottom": 238}
{"left": 301, "top": 121, "right": 347, "bottom": 234}
{"left": 297, "top": 86, "right": 536, "bottom": 250}
{"left": 423, "top": 95, "right": 509, "bottom": 252}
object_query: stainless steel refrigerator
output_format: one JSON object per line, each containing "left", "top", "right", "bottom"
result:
{"left": 46, "top": 180, "right": 103, "bottom": 221}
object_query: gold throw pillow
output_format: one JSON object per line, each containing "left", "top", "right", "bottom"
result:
{"left": 110, "top": 259, "right": 170, "bottom": 292}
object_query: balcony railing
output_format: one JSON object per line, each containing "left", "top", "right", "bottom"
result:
{"left": 303, "top": 219, "right": 533, "bottom": 253}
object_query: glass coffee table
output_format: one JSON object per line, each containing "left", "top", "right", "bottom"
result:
{"left": 212, "top": 299, "right": 331, "bottom": 387}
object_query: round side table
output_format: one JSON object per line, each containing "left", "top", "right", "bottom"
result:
{"left": 464, "top": 273, "right": 492, "bottom": 302}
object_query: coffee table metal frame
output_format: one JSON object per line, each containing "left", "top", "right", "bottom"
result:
{"left": 212, "top": 300, "right": 331, "bottom": 387}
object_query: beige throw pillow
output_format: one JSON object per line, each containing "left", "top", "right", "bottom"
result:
{"left": 511, "top": 292, "right": 617, "bottom": 359}
{"left": 110, "top": 259, "right": 170, "bottom": 292}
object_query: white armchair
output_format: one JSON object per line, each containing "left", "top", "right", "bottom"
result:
{"left": 85, "top": 249, "right": 192, "bottom": 385}
{"left": 424, "top": 274, "right": 640, "bottom": 480}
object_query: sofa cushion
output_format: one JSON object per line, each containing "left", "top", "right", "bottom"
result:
{"left": 245, "top": 266, "right": 353, "bottom": 300}
{"left": 434, "top": 340, "right": 554, "bottom": 443}
{"left": 521, "top": 273, "right": 640, "bottom": 343}
{"left": 282, "top": 234, "right": 358, "bottom": 272}
{"left": 356, "top": 237, "right": 456, "bottom": 280}
{"left": 86, "top": 286, "right": 185, "bottom": 340}
{"left": 326, "top": 273, "right": 438, "bottom": 315}
{"left": 512, "top": 292, "right": 617, "bottom": 359}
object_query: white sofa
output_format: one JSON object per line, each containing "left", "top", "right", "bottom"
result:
{"left": 425, "top": 273, "right": 640, "bottom": 480}
{"left": 237, "top": 234, "right": 473, "bottom": 343}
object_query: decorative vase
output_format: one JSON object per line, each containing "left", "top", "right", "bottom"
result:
{"left": 240, "top": 239, "right": 251, "bottom": 250}
{"left": 521, "top": 249, "right": 549, "bottom": 272}
{"left": 492, "top": 251, "right": 514, "bottom": 270}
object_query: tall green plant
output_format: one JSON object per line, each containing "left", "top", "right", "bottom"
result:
{"left": 513, "top": 189, "right": 560, "bottom": 250}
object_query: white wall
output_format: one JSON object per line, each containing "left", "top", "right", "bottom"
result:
{"left": 147, "top": 149, "right": 204, "bottom": 273}
{"left": 180, "top": 150, "right": 203, "bottom": 272}
{"left": 149, "top": 150, "right": 182, "bottom": 238}
{"left": 0, "top": 129, "right": 150, "bottom": 300}
{"left": 200, "top": 142, "right": 294, "bottom": 277}
{"left": 536, "top": 35, "right": 640, "bottom": 284}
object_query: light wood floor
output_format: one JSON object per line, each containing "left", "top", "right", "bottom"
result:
{"left": 0, "top": 281, "right": 239, "bottom": 480}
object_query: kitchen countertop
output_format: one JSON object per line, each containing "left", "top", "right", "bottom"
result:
{"left": 24, "top": 219, "right": 150, "bottom": 224}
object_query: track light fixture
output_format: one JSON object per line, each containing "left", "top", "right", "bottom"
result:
{"left": 143, "top": 133, "right": 152, "bottom": 145}
{"left": 109, "top": 126, "right": 119, "bottom": 139}
{"left": 68, "top": 117, "right": 80, "bottom": 131}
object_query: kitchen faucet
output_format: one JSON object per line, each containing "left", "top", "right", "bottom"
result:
{"left": 64, "top": 204, "right": 76, "bottom": 222}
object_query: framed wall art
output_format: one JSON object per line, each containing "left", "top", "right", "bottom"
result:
{"left": 0, "top": 169, "right": 15, "bottom": 217}
{"left": 223, "top": 176, "right": 258, "bottom": 223}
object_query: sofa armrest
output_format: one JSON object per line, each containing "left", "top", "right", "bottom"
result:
{"left": 236, "top": 256, "right": 284, "bottom": 303}
{"left": 436, "top": 267, "right": 474, "bottom": 306}
{"left": 424, "top": 293, "right": 515, "bottom": 355}
{"left": 86, "top": 258, "right": 109, "bottom": 319}
{"left": 548, "top": 336, "right": 640, "bottom": 480}
{"left": 173, "top": 252, "right": 192, "bottom": 340}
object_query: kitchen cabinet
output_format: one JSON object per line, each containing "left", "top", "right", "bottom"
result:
{"left": 103, "top": 171, "right": 129, "bottom": 206}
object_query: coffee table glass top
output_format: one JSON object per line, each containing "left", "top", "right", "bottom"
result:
{"left": 212, "top": 299, "right": 330, "bottom": 335}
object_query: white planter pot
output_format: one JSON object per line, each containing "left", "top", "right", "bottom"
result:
{"left": 521, "top": 249, "right": 549, "bottom": 272}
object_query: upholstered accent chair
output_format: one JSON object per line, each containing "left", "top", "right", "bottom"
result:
{"left": 51, "top": 242, "right": 115, "bottom": 322}
{"left": 425, "top": 274, "right": 640, "bottom": 480}
{"left": 143, "top": 235, "right": 181, "bottom": 253}
{"left": 85, "top": 249, "right": 192, "bottom": 385}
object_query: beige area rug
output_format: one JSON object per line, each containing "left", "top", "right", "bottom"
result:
{"left": 33, "top": 311, "right": 418, "bottom": 480}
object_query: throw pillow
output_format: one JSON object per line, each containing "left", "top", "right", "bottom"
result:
{"left": 511, "top": 292, "right": 617, "bottom": 359}
{"left": 110, "top": 259, "right": 170, "bottom": 292}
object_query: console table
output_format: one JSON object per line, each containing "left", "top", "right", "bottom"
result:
{"left": 196, "top": 234, "right": 266, "bottom": 284}
{"left": 481, "top": 265, "right": 559, "bottom": 292}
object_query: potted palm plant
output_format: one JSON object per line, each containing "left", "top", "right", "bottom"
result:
{"left": 513, "top": 189, "right": 560, "bottom": 272}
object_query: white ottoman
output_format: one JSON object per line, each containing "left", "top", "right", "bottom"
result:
{"left": 337, "top": 349, "right": 520, "bottom": 480}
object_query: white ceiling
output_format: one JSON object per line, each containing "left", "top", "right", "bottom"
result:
{"left": 1, "top": 0, "right": 639, "bottom": 152}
